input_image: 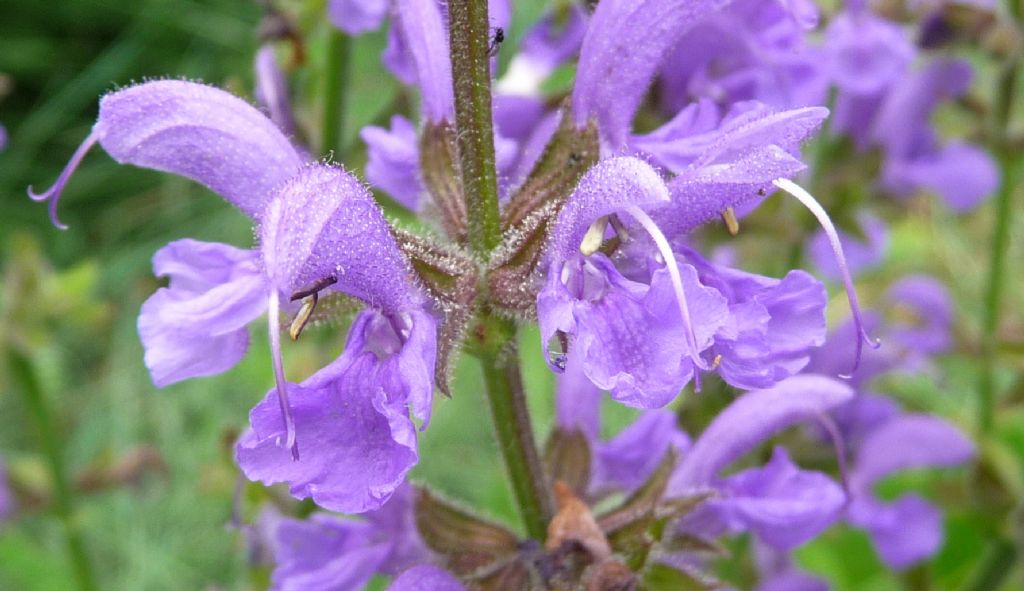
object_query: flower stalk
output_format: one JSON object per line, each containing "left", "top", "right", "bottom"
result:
{"left": 448, "top": 0, "right": 552, "bottom": 539}
{"left": 978, "top": 4, "right": 1022, "bottom": 434}
{"left": 448, "top": 0, "right": 502, "bottom": 256}
{"left": 8, "top": 350, "right": 98, "bottom": 591}
{"left": 479, "top": 325, "right": 553, "bottom": 541}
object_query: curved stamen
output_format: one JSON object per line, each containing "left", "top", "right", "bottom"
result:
{"left": 27, "top": 129, "right": 101, "bottom": 230}
{"left": 623, "top": 205, "right": 708, "bottom": 377}
{"left": 772, "top": 178, "right": 880, "bottom": 377}
{"left": 267, "top": 291, "right": 299, "bottom": 460}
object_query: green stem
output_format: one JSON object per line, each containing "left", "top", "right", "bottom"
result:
{"left": 8, "top": 350, "right": 98, "bottom": 591}
{"left": 448, "top": 0, "right": 502, "bottom": 256}
{"left": 959, "top": 537, "right": 1017, "bottom": 591}
{"left": 478, "top": 320, "right": 552, "bottom": 541}
{"left": 321, "top": 28, "right": 351, "bottom": 160}
{"left": 978, "top": 17, "right": 1021, "bottom": 434}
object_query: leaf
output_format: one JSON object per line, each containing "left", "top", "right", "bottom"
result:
{"left": 395, "top": 230, "right": 478, "bottom": 396}
{"left": 414, "top": 487, "right": 519, "bottom": 575}
{"left": 420, "top": 122, "right": 467, "bottom": 241}
{"left": 544, "top": 428, "right": 592, "bottom": 496}
{"left": 502, "top": 106, "right": 599, "bottom": 230}
{"left": 640, "top": 563, "right": 723, "bottom": 591}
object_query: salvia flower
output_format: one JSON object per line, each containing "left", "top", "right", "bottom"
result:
{"left": 29, "top": 80, "right": 438, "bottom": 513}
{"left": 665, "top": 375, "right": 853, "bottom": 551}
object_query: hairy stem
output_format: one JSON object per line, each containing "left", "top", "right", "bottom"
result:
{"left": 478, "top": 320, "right": 553, "bottom": 540}
{"left": 978, "top": 9, "right": 1021, "bottom": 434}
{"left": 448, "top": 0, "right": 502, "bottom": 256}
{"left": 321, "top": 28, "right": 351, "bottom": 160}
{"left": 8, "top": 350, "right": 98, "bottom": 591}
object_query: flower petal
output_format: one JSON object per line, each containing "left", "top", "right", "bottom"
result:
{"left": 361, "top": 116, "right": 424, "bottom": 211}
{"left": 95, "top": 80, "right": 304, "bottom": 218}
{"left": 259, "top": 164, "right": 420, "bottom": 312}
{"left": 137, "top": 240, "right": 267, "bottom": 387}
{"left": 668, "top": 375, "right": 854, "bottom": 494}
{"left": 393, "top": 0, "right": 454, "bottom": 122}
{"left": 270, "top": 514, "right": 388, "bottom": 591}
{"left": 388, "top": 565, "right": 466, "bottom": 591}
{"left": 714, "top": 447, "right": 845, "bottom": 550}
{"left": 572, "top": 0, "right": 735, "bottom": 146}
{"left": 236, "top": 312, "right": 423, "bottom": 513}
{"left": 851, "top": 415, "right": 973, "bottom": 489}
{"left": 328, "top": 0, "right": 389, "bottom": 35}
{"left": 848, "top": 494, "right": 943, "bottom": 570}
{"left": 595, "top": 410, "right": 690, "bottom": 493}
{"left": 547, "top": 157, "right": 671, "bottom": 265}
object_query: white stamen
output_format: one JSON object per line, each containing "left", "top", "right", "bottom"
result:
{"left": 623, "top": 205, "right": 708, "bottom": 373}
{"left": 772, "top": 178, "right": 879, "bottom": 377}
{"left": 268, "top": 291, "right": 299, "bottom": 460}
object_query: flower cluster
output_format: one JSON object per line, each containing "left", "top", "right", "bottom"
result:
{"left": 28, "top": 0, "right": 989, "bottom": 588}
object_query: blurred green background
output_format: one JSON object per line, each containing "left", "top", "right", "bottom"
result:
{"left": 1, "top": 1, "right": 1022, "bottom": 590}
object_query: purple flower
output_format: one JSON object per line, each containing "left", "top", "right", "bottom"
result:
{"left": 667, "top": 375, "right": 853, "bottom": 550}
{"left": 30, "top": 80, "right": 438, "bottom": 512}
{"left": 264, "top": 485, "right": 432, "bottom": 590}
{"left": 538, "top": 156, "right": 732, "bottom": 407}
{"left": 572, "top": 0, "right": 736, "bottom": 148}
{"left": 656, "top": 0, "right": 825, "bottom": 114}
{"left": 384, "top": 0, "right": 454, "bottom": 123}
{"left": 237, "top": 164, "right": 437, "bottom": 512}
{"left": 872, "top": 59, "right": 998, "bottom": 211}
{"left": 539, "top": 140, "right": 840, "bottom": 405}
{"left": 847, "top": 415, "right": 974, "bottom": 569}
{"left": 806, "top": 276, "right": 970, "bottom": 569}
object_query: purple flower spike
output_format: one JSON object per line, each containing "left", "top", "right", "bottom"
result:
{"left": 772, "top": 179, "right": 880, "bottom": 376}
{"left": 389, "top": 565, "right": 466, "bottom": 591}
{"left": 848, "top": 415, "right": 974, "bottom": 569}
{"left": 392, "top": 0, "right": 454, "bottom": 123}
{"left": 29, "top": 80, "right": 304, "bottom": 226}
{"left": 668, "top": 374, "right": 854, "bottom": 495}
{"left": 328, "top": 0, "right": 389, "bottom": 35}
{"left": 137, "top": 239, "right": 268, "bottom": 387}
{"left": 573, "top": 0, "right": 734, "bottom": 147}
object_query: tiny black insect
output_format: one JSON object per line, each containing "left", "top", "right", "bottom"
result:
{"left": 488, "top": 27, "right": 505, "bottom": 57}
